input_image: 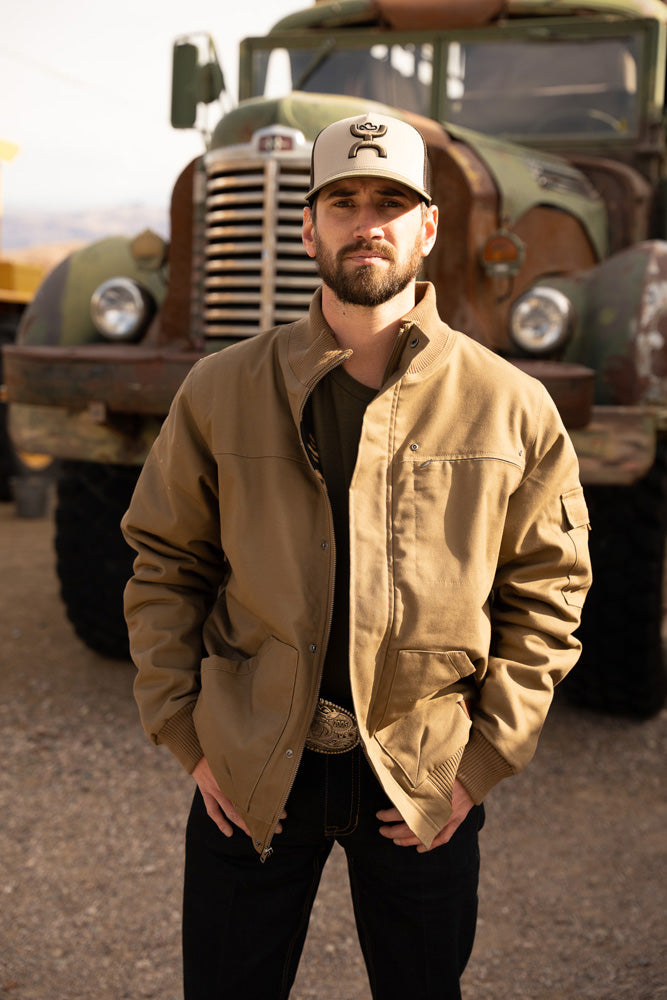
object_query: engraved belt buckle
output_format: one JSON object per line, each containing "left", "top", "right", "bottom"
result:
{"left": 305, "top": 698, "right": 360, "bottom": 754}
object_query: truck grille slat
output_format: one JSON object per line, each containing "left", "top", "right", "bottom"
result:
{"left": 201, "top": 154, "right": 318, "bottom": 340}
{"left": 207, "top": 289, "right": 318, "bottom": 305}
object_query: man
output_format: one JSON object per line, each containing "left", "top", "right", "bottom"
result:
{"left": 122, "top": 113, "right": 591, "bottom": 999}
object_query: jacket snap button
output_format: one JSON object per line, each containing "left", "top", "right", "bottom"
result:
{"left": 309, "top": 643, "right": 317, "bottom": 653}
{"left": 410, "top": 443, "right": 419, "bottom": 451}
{"left": 321, "top": 541, "right": 328, "bottom": 549}
{"left": 410, "top": 337, "right": 419, "bottom": 348}
{"left": 285, "top": 749, "right": 294, "bottom": 758}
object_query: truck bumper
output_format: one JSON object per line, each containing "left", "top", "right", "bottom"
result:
{"left": 2, "top": 343, "right": 200, "bottom": 414}
{"left": 2, "top": 346, "right": 662, "bottom": 481}
{"left": 2, "top": 343, "right": 201, "bottom": 466}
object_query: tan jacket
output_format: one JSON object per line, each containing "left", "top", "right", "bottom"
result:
{"left": 122, "top": 283, "right": 591, "bottom": 857}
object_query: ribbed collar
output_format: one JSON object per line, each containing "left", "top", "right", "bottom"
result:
{"left": 288, "top": 282, "right": 454, "bottom": 391}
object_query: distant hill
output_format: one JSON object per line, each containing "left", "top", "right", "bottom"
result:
{"left": 2, "top": 204, "right": 169, "bottom": 251}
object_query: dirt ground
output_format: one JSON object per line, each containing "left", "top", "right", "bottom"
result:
{"left": 1, "top": 499, "right": 666, "bottom": 1000}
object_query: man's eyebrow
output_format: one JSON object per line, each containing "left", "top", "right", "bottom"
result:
{"left": 375, "top": 184, "right": 412, "bottom": 197}
{"left": 322, "top": 183, "right": 412, "bottom": 201}
{"left": 322, "top": 185, "right": 357, "bottom": 200}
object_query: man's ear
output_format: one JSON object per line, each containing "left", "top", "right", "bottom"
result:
{"left": 302, "top": 206, "right": 317, "bottom": 259}
{"left": 421, "top": 204, "right": 438, "bottom": 257}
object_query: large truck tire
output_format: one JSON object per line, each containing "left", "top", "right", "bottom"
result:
{"left": 563, "top": 444, "right": 667, "bottom": 717}
{"left": 55, "top": 461, "right": 140, "bottom": 660}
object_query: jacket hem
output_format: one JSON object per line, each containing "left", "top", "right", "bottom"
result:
{"left": 427, "top": 744, "right": 465, "bottom": 798}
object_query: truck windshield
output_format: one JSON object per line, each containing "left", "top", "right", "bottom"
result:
{"left": 249, "top": 30, "right": 642, "bottom": 142}
{"left": 251, "top": 41, "right": 434, "bottom": 117}
{"left": 443, "top": 35, "right": 642, "bottom": 139}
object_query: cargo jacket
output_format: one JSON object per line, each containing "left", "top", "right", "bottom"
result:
{"left": 122, "top": 282, "right": 591, "bottom": 858}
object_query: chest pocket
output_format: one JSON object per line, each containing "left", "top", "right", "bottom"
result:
{"left": 391, "top": 454, "right": 523, "bottom": 594}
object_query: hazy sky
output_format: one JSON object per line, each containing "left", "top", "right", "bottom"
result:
{"left": 0, "top": 0, "right": 299, "bottom": 216}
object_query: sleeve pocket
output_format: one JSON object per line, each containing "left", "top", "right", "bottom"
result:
{"left": 562, "top": 487, "right": 590, "bottom": 530}
{"left": 561, "top": 487, "right": 591, "bottom": 608}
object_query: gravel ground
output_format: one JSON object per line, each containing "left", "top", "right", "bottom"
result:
{"left": 1, "top": 500, "right": 666, "bottom": 1000}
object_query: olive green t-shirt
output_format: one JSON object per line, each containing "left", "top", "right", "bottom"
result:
{"left": 310, "top": 365, "right": 377, "bottom": 708}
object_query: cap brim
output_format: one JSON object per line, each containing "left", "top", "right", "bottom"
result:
{"left": 306, "top": 169, "right": 431, "bottom": 204}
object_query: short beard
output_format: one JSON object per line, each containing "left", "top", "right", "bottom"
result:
{"left": 313, "top": 235, "right": 424, "bottom": 307}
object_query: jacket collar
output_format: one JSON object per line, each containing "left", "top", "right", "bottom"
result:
{"left": 388, "top": 281, "right": 455, "bottom": 380}
{"left": 284, "top": 282, "right": 455, "bottom": 423}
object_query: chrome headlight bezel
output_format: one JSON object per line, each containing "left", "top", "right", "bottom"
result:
{"left": 90, "top": 277, "right": 154, "bottom": 342}
{"left": 509, "top": 286, "right": 575, "bottom": 356}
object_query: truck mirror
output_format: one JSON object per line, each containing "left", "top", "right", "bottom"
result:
{"left": 171, "top": 42, "right": 199, "bottom": 128}
{"left": 171, "top": 39, "right": 226, "bottom": 130}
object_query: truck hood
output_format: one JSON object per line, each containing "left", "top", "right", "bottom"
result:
{"left": 209, "top": 91, "right": 415, "bottom": 149}
{"left": 209, "top": 93, "right": 608, "bottom": 261}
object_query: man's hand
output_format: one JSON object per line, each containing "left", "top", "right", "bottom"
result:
{"left": 193, "top": 757, "right": 287, "bottom": 839}
{"left": 376, "top": 778, "right": 475, "bottom": 853}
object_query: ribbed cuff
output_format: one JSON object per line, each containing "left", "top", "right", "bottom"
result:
{"left": 456, "top": 727, "right": 515, "bottom": 803}
{"left": 156, "top": 701, "right": 203, "bottom": 774}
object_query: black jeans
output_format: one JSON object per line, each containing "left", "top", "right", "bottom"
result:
{"left": 183, "top": 746, "right": 484, "bottom": 1000}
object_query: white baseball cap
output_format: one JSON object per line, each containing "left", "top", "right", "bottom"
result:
{"left": 306, "top": 113, "right": 431, "bottom": 204}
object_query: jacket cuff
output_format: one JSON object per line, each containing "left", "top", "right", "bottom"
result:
{"left": 456, "top": 726, "right": 515, "bottom": 803}
{"left": 156, "top": 701, "right": 203, "bottom": 774}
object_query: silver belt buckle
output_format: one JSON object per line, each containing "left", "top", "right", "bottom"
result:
{"left": 305, "top": 698, "right": 360, "bottom": 754}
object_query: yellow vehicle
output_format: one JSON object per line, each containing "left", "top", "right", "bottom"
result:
{"left": 0, "top": 141, "right": 46, "bottom": 500}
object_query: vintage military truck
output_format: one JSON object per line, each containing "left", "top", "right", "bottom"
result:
{"left": 3, "top": 0, "right": 667, "bottom": 716}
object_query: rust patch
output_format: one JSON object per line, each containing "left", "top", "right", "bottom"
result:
{"left": 147, "top": 158, "right": 200, "bottom": 351}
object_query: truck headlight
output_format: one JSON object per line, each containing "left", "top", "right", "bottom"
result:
{"left": 90, "top": 277, "right": 155, "bottom": 341}
{"left": 509, "top": 287, "right": 574, "bottom": 355}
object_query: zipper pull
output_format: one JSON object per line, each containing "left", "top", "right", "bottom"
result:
{"left": 260, "top": 845, "right": 274, "bottom": 864}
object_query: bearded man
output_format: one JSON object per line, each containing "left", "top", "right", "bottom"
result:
{"left": 122, "top": 113, "right": 591, "bottom": 1000}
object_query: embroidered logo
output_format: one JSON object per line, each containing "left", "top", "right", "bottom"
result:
{"left": 348, "top": 122, "right": 388, "bottom": 160}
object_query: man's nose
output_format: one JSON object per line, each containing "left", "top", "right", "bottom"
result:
{"left": 353, "top": 206, "right": 384, "bottom": 240}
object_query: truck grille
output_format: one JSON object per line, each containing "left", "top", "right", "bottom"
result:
{"left": 203, "top": 155, "right": 320, "bottom": 339}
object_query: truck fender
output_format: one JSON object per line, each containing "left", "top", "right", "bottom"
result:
{"left": 564, "top": 240, "right": 667, "bottom": 410}
{"left": 16, "top": 232, "right": 168, "bottom": 349}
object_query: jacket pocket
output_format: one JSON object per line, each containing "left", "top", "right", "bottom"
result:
{"left": 374, "top": 649, "right": 475, "bottom": 789}
{"left": 193, "top": 636, "right": 298, "bottom": 811}
{"left": 561, "top": 487, "right": 591, "bottom": 609}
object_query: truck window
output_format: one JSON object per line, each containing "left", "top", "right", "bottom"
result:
{"left": 252, "top": 42, "right": 433, "bottom": 117}
{"left": 443, "top": 35, "right": 641, "bottom": 140}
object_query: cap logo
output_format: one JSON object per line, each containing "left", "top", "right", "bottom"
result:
{"left": 348, "top": 121, "right": 388, "bottom": 160}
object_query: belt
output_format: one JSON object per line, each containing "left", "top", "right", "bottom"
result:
{"left": 305, "top": 698, "right": 360, "bottom": 754}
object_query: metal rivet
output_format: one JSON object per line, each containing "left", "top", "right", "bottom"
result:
{"left": 410, "top": 337, "right": 419, "bottom": 348}
{"left": 309, "top": 643, "right": 318, "bottom": 653}
{"left": 321, "top": 540, "right": 329, "bottom": 549}
{"left": 285, "top": 749, "right": 294, "bottom": 758}
{"left": 255, "top": 840, "right": 262, "bottom": 846}
{"left": 410, "top": 443, "right": 419, "bottom": 451}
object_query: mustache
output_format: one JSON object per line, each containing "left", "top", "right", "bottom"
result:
{"left": 338, "top": 240, "right": 396, "bottom": 262}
